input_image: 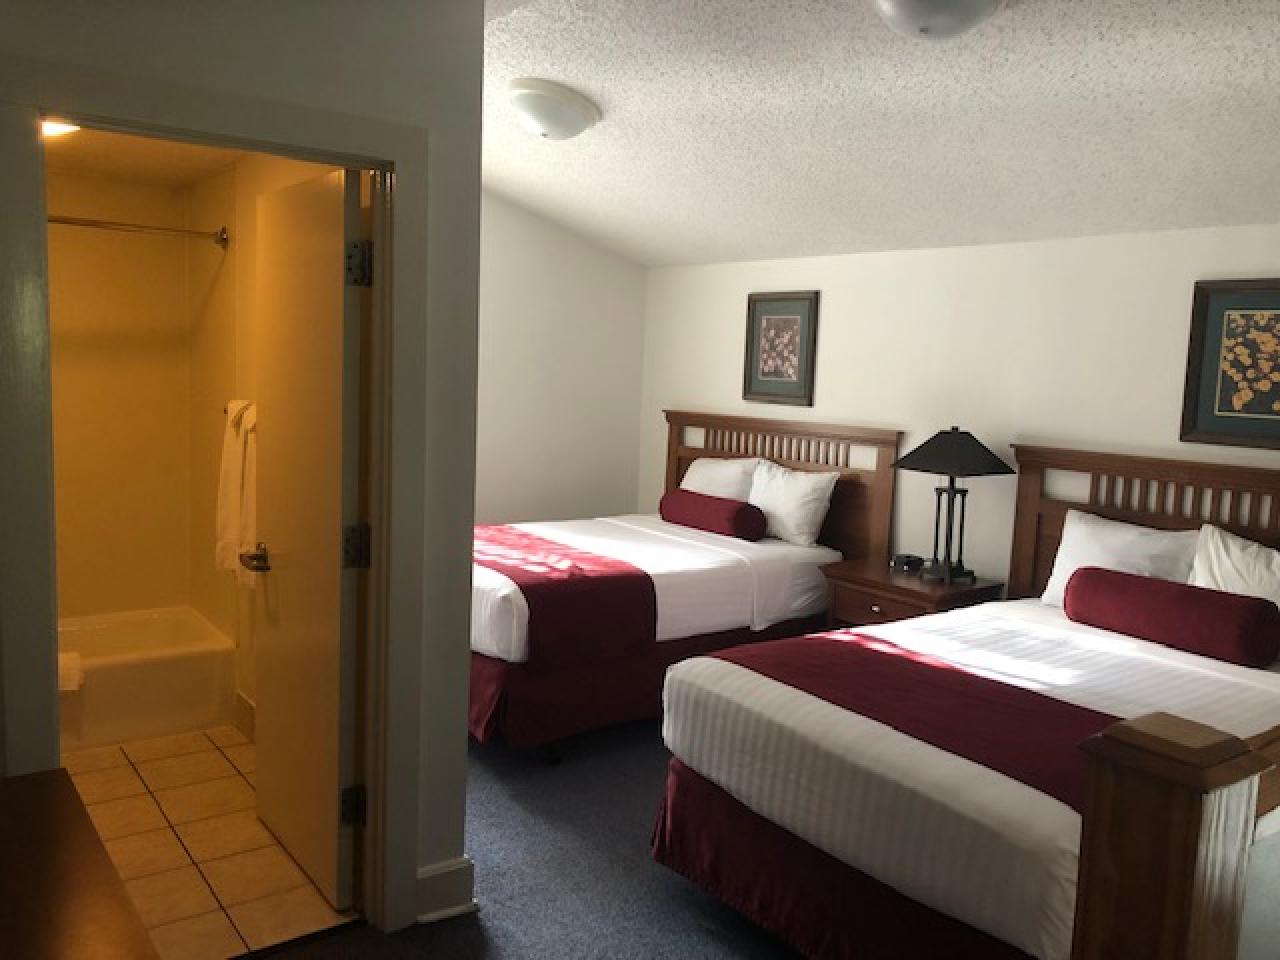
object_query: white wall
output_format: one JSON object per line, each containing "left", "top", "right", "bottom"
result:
{"left": 640, "top": 224, "right": 1280, "bottom": 582}
{"left": 477, "top": 192, "right": 646, "bottom": 522}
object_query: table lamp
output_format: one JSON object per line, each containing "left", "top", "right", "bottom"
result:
{"left": 892, "top": 427, "right": 1014, "bottom": 584}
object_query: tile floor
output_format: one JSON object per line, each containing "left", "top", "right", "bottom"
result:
{"left": 64, "top": 727, "right": 348, "bottom": 959}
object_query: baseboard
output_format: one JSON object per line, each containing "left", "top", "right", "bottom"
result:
{"left": 234, "top": 691, "right": 255, "bottom": 741}
{"left": 416, "top": 855, "right": 476, "bottom": 923}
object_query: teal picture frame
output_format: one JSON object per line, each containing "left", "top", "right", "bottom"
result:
{"left": 1181, "top": 279, "right": 1280, "bottom": 450}
{"left": 743, "top": 290, "right": 819, "bottom": 406}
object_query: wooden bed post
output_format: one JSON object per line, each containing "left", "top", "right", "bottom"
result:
{"left": 868, "top": 442, "right": 896, "bottom": 564}
{"left": 664, "top": 411, "right": 685, "bottom": 492}
{"left": 1007, "top": 447, "right": 1045, "bottom": 598}
{"left": 1072, "top": 713, "right": 1273, "bottom": 960}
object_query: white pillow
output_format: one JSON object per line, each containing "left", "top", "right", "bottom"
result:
{"left": 1040, "top": 510, "right": 1199, "bottom": 607}
{"left": 1189, "top": 524, "right": 1280, "bottom": 608}
{"left": 746, "top": 461, "right": 840, "bottom": 547}
{"left": 679, "top": 457, "right": 761, "bottom": 501}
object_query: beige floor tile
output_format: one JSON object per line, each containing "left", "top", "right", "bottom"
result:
{"left": 199, "top": 844, "right": 307, "bottom": 907}
{"left": 220, "top": 743, "right": 256, "bottom": 774}
{"left": 125, "top": 864, "right": 219, "bottom": 928}
{"left": 105, "top": 827, "right": 190, "bottom": 880}
{"left": 72, "top": 764, "right": 147, "bottom": 804}
{"left": 205, "top": 725, "right": 249, "bottom": 748}
{"left": 155, "top": 776, "right": 255, "bottom": 825}
{"left": 149, "top": 910, "right": 246, "bottom": 960}
{"left": 177, "top": 810, "right": 276, "bottom": 862}
{"left": 124, "top": 732, "right": 214, "bottom": 763}
{"left": 226, "top": 884, "right": 347, "bottom": 950}
{"left": 87, "top": 794, "right": 167, "bottom": 840}
{"left": 137, "top": 749, "right": 236, "bottom": 792}
{"left": 62, "top": 744, "right": 128, "bottom": 774}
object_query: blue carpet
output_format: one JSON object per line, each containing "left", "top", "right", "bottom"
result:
{"left": 262, "top": 722, "right": 797, "bottom": 958}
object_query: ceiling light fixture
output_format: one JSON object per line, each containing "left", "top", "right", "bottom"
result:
{"left": 508, "top": 78, "right": 601, "bottom": 141}
{"left": 41, "top": 119, "right": 80, "bottom": 138}
{"left": 872, "top": 0, "right": 1005, "bottom": 39}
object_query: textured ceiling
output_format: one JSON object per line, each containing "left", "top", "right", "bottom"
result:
{"left": 484, "top": 0, "right": 1280, "bottom": 266}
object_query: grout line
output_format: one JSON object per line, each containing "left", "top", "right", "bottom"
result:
{"left": 108, "top": 732, "right": 251, "bottom": 957}
{"left": 86, "top": 732, "right": 339, "bottom": 956}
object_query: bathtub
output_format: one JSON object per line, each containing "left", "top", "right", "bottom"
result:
{"left": 59, "top": 606, "right": 236, "bottom": 750}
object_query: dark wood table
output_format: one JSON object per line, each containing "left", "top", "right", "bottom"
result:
{"left": 0, "top": 768, "right": 158, "bottom": 959}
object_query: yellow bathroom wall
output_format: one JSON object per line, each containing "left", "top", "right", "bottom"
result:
{"left": 186, "top": 168, "right": 238, "bottom": 644}
{"left": 50, "top": 152, "right": 332, "bottom": 710}
{"left": 47, "top": 173, "right": 193, "bottom": 617}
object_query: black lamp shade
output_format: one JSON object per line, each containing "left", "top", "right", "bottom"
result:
{"left": 892, "top": 427, "right": 1013, "bottom": 478}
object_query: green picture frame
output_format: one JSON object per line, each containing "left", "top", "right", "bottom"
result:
{"left": 743, "top": 290, "right": 819, "bottom": 406}
{"left": 1181, "top": 279, "right": 1280, "bottom": 450}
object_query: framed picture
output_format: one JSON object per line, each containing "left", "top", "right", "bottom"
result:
{"left": 743, "top": 290, "right": 819, "bottom": 406}
{"left": 1181, "top": 279, "right": 1280, "bottom": 449}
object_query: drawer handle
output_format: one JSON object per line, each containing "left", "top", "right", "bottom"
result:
{"left": 870, "top": 604, "right": 883, "bottom": 614}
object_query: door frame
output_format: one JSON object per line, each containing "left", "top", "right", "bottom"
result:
{"left": 0, "top": 56, "right": 477, "bottom": 931}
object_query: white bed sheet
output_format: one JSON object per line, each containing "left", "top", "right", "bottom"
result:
{"left": 471, "top": 514, "right": 841, "bottom": 663}
{"left": 662, "top": 599, "right": 1280, "bottom": 960}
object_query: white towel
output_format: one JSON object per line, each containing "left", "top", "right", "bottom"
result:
{"left": 58, "top": 652, "right": 84, "bottom": 692}
{"left": 215, "top": 400, "right": 259, "bottom": 585}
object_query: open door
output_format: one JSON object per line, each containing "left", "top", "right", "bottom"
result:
{"left": 252, "top": 169, "right": 363, "bottom": 910}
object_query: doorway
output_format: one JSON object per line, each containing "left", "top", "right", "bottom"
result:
{"left": 44, "top": 124, "right": 370, "bottom": 955}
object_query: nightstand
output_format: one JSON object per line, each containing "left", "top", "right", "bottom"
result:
{"left": 821, "top": 561, "right": 1004, "bottom": 628}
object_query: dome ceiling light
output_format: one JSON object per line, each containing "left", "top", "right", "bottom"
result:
{"left": 508, "top": 78, "right": 602, "bottom": 141}
{"left": 873, "top": 0, "right": 1006, "bottom": 39}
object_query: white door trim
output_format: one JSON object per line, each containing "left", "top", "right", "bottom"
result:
{"left": 0, "top": 101, "right": 59, "bottom": 779}
{"left": 0, "top": 52, "right": 478, "bottom": 932}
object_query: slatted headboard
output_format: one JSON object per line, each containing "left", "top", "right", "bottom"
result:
{"left": 664, "top": 410, "right": 902, "bottom": 562}
{"left": 1008, "top": 445, "right": 1280, "bottom": 598}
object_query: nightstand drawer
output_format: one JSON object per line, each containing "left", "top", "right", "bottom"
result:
{"left": 829, "top": 583, "right": 927, "bottom": 626}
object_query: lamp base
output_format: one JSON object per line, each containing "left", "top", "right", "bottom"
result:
{"left": 919, "top": 561, "right": 976, "bottom": 585}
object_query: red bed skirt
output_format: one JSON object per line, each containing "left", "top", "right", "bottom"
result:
{"left": 652, "top": 757, "right": 1033, "bottom": 960}
{"left": 469, "top": 615, "right": 825, "bottom": 749}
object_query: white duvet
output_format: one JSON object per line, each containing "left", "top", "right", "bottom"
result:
{"left": 663, "top": 599, "right": 1280, "bottom": 960}
{"left": 471, "top": 515, "right": 841, "bottom": 663}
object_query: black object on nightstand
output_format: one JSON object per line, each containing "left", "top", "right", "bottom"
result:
{"left": 891, "top": 426, "right": 1014, "bottom": 585}
{"left": 821, "top": 560, "right": 1004, "bottom": 628}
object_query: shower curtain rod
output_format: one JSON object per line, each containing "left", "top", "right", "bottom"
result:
{"left": 48, "top": 215, "right": 229, "bottom": 248}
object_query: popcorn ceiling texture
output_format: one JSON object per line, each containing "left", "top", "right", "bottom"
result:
{"left": 484, "top": 0, "right": 1280, "bottom": 266}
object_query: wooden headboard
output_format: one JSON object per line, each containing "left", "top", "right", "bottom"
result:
{"left": 664, "top": 410, "right": 902, "bottom": 562}
{"left": 1008, "top": 445, "right": 1280, "bottom": 598}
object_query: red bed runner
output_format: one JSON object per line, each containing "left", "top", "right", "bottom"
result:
{"left": 714, "top": 632, "right": 1118, "bottom": 812}
{"left": 473, "top": 524, "right": 657, "bottom": 672}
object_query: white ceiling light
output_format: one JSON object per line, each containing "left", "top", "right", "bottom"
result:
{"left": 873, "top": 0, "right": 1005, "bottom": 39}
{"left": 508, "top": 78, "right": 601, "bottom": 141}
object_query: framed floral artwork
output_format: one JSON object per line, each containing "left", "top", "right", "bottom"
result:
{"left": 743, "top": 291, "right": 819, "bottom": 406}
{"left": 1181, "top": 279, "right": 1280, "bottom": 449}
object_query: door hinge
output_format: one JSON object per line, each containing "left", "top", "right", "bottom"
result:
{"left": 345, "top": 240, "right": 373, "bottom": 287}
{"left": 341, "top": 784, "right": 367, "bottom": 826}
{"left": 343, "top": 521, "right": 372, "bottom": 569}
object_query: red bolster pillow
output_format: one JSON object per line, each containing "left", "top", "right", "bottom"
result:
{"left": 1064, "top": 566, "right": 1280, "bottom": 668}
{"left": 659, "top": 489, "right": 767, "bottom": 542}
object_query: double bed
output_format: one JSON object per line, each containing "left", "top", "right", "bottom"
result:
{"left": 653, "top": 444, "right": 1280, "bottom": 960}
{"left": 468, "top": 410, "right": 901, "bottom": 748}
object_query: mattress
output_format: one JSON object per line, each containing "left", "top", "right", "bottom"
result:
{"left": 471, "top": 514, "right": 841, "bottom": 663}
{"left": 662, "top": 599, "right": 1280, "bottom": 960}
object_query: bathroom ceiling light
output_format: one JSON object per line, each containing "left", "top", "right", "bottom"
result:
{"left": 41, "top": 119, "right": 81, "bottom": 137}
{"left": 508, "top": 78, "right": 601, "bottom": 141}
{"left": 872, "top": 0, "right": 1005, "bottom": 39}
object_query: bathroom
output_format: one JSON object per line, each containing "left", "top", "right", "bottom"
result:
{"left": 46, "top": 124, "right": 362, "bottom": 957}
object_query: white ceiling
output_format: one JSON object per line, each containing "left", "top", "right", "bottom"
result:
{"left": 44, "top": 128, "right": 245, "bottom": 186}
{"left": 483, "top": 0, "right": 1280, "bottom": 266}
